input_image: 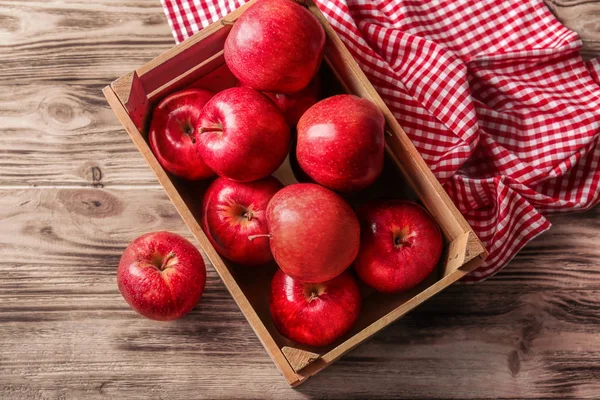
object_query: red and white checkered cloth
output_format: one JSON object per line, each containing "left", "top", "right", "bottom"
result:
{"left": 161, "top": 0, "right": 600, "bottom": 282}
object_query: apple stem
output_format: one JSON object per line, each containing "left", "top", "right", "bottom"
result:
{"left": 220, "top": 19, "right": 235, "bottom": 26}
{"left": 243, "top": 212, "right": 253, "bottom": 222}
{"left": 307, "top": 292, "right": 318, "bottom": 302}
{"left": 385, "top": 130, "right": 393, "bottom": 137}
{"left": 248, "top": 233, "right": 272, "bottom": 242}
{"left": 199, "top": 126, "right": 223, "bottom": 134}
{"left": 394, "top": 232, "right": 416, "bottom": 247}
{"left": 160, "top": 251, "right": 177, "bottom": 270}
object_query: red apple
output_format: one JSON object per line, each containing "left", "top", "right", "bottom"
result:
{"left": 201, "top": 176, "right": 283, "bottom": 265}
{"left": 270, "top": 269, "right": 361, "bottom": 347}
{"left": 266, "top": 183, "right": 360, "bottom": 283}
{"left": 354, "top": 200, "right": 443, "bottom": 293}
{"left": 149, "top": 89, "right": 214, "bottom": 180}
{"left": 197, "top": 87, "right": 290, "bottom": 182}
{"left": 263, "top": 76, "right": 321, "bottom": 127}
{"left": 297, "top": 94, "right": 385, "bottom": 192}
{"left": 224, "top": 0, "right": 325, "bottom": 94}
{"left": 117, "top": 231, "right": 206, "bottom": 320}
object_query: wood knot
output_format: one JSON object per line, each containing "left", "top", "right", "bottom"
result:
{"left": 47, "top": 102, "right": 73, "bottom": 123}
{"left": 0, "top": 15, "right": 21, "bottom": 33}
{"left": 507, "top": 310, "right": 544, "bottom": 378}
{"left": 508, "top": 350, "right": 520, "bottom": 377}
{"left": 39, "top": 89, "right": 91, "bottom": 131}
{"left": 90, "top": 166, "right": 103, "bottom": 188}
{"left": 57, "top": 189, "right": 123, "bottom": 218}
{"left": 143, "top": 14, "right": 164, "bottom": 26}
{"left": 79, "top": 163, "right": 104, "bottom": 187}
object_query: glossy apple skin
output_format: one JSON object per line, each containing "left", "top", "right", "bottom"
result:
{"left": 197, "top": 87, "right": 290, "bottom": 182}
{"left": 297, "top": 94, "right": 385, "bottom": 192}
{"left": 224, "top": 0, "right": 325, "bottom": 94}
{"left": 270, "top": 269, "right": 361, "bottom": 347}
{"left": 201, "top": 176, "right": 283, "bottom": 266}
{"left": 354, "top": 201, "right": 443, "bottom": 293}
{"left": 263, "top": 76, "right": 321, "bottom": 127}
{"left": 117, "top": 231, "right": 206, "bottom": 321}
{"left": 266, "top": 183, "right": 360, "bottom": 283}
{"left": 149, "top": 89, "right": 214, "bottom": 180}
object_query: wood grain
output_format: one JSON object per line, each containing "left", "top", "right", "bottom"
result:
{"left": 0, "top": 0, "right": 169, "bottom": 187}
{"left": 1, "top": 0, "right": 599, "bottom": 398}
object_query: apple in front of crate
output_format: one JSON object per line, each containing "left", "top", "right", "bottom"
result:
{"left": 266, "top": 183, "right": 360, "bottom": 283}
{"left": 201, "top": 176, "right": 283, "bottom": 266}
{"left": 297, "top": 94, "right": 385, "bottom": 192}
{"left": 354, "top": 200, "right": 443, "bottom": 293}
{"left": 149, "top": 89, "right": 214, "bottom": 180}
{"left": 117, "top": 231, "right": 206, "bottom": 321}
{"left": 263, "top": 76, "right": 321, "bottom": 127}
{"left": 224, "top": 0, "right": 325, "bottom": 93}
{"left": 270, "top": 269, "right": 361, "bottom": 347}
{"left": 197, "top": 87, "right": 290, "bottom": 182}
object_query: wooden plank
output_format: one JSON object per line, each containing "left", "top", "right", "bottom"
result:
{"left": 0, "top": 188, "right": 596, "bottom": 293}
{"left": 111, "top": 71, "right": 150, "bottom": 133}
{"left": 0, "top": 82, "right": 158, "bottom": 187}
{"left": 442, "top": 231, "right": 485, "bottom": 277}
{"left": 0, "top": 0, "right": 174, "bottom": 85}
{"left": 282, "top": 347, "right": 321, "bottom": 372}
{"left": 146, "top": 50, "right": 227, "bottom": 103}
{"left": 0, "top": 0, "right": 169, "bottom": 187}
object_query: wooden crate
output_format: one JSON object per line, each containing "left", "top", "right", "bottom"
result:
{"left": 103, "top": 0, "right": 487, "bottom": 386}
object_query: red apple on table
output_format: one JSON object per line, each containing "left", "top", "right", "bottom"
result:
{"left": 266, "top": 183, "right": 360, "bottom": 283}
{"left": 196, "top": 87, "right": 290, "bottom": 182}
{"left": 297, "top": 94, "right": 385, "bottom": 192}
{"left": 263, "top": 76, "right": 321, "bottom": 127}
{"left": 224, "top": 0, "right": 325, "bottom": 94}
{"left": 117, "top": 231, "right": 206, "bottom": 321}
{"left": 270, "top": 269, "right": 361, "bottom": 347}
{"left": 201, "top": 176, "right": 283, "bottom": 266}
{"left": 354, "top": 200, "right": 443, "bottom": 293}
{"left": 149, "top": 89, "right": 214, "bottom": 180}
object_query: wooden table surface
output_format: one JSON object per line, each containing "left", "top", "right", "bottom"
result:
{"left": 1, "top": 0, "right": 599, "bottom": 398}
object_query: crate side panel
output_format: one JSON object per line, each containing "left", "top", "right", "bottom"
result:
{"left": 147, "top": 51, "right": 228, "bottom": 103}
{"left": 140, "top": 28, "right": 229, "bottom": 95}
{"left": 111, "top": 71, "right": 151, "bottom": 135}
{"left": 135, "top": 0, "right": 258, "bottom": 93}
